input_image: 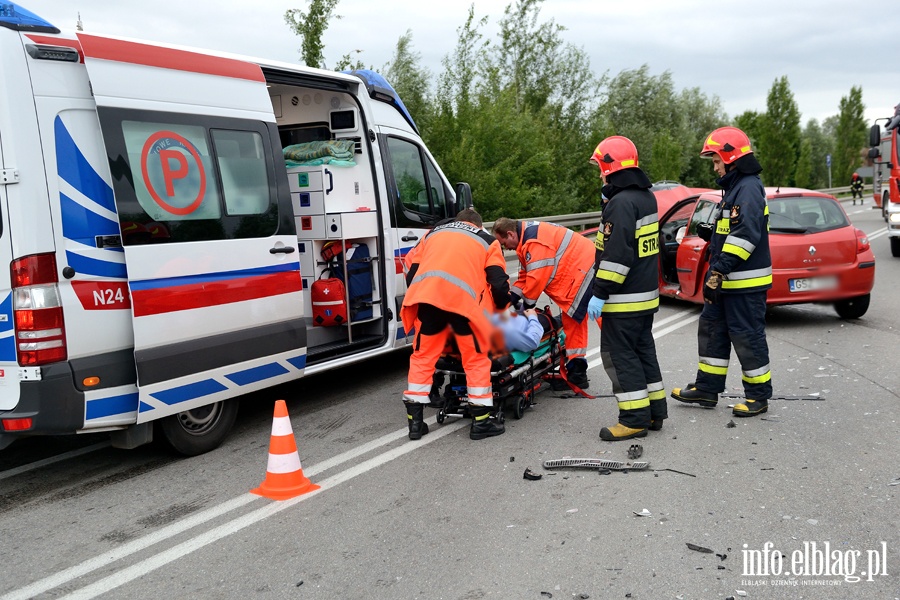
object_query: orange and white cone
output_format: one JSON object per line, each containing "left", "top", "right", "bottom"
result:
{"left": 251, "top": 400, "right": 319, "bottom": 500}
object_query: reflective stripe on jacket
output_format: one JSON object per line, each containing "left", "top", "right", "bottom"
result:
{"left": 592, "top": 185, "right": 660, "bottom": 317}
{"left": 401, "top": 221, "right": 510, "bottom": 349}
{"left": 708, "top": 170, "right": 772, "bottom": 293}
{"left": 514, "top": 221, "right": 596, "bottom": 321}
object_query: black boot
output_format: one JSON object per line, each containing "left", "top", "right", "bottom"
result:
{"left": 469, "top": 405, "right": 504, "bottom": 440}
{"left": 671, "top": 383, "right": 718, "bottom": 408}
{"left": 405, "top": 402, "right": 429, "bottom": 440}
{"left": 733, "top": 398, "right": 768, "bottom": 417}
{"left": 565, "top": 358, "right": 589, "bottom": 389}
{"left": 428, "top": 374, "right": 445, "bottom": 409}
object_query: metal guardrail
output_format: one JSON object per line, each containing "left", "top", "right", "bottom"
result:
{"left": 484, "top": 185, "right": 862, "bottom": 235}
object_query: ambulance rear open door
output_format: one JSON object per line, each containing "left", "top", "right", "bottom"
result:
{"left": 78, "top": 33, "right": 306, "bottom": 422}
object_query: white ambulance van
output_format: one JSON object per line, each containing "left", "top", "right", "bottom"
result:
{"left": 0, "top": 3, "right": 471, "bottom": 454}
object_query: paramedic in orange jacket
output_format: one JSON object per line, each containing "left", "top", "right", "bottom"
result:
{"left": 492, "top": 218, "right": 597, "bottom": 389}
{"left": 401, "top": 210, "right": 511, "bottom": 440}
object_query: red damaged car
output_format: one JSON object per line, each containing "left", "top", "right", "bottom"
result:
{"left": 655, "top": 185, "right": 875, "bottom": 318}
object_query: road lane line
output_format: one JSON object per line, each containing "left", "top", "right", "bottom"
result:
{"left": 582, "top": 308, "right": 696, "bottom": 360}
{"left": 0, "top": 442, "right": 110, "bottom": 481}
{"left": 0, "top": 413, "right": 448, "bottom": 600}
{"left": 587, "top": 311, "right": 701, "bottom": 371}
{"left": 866, "top": 229, "right": 889, "bottom": 241}
{"left": 54, "top": 420, "right": 469, "bottom": 600}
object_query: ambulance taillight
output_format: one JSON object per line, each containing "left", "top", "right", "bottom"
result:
{"left": 10, "top": 253, "right": 68, "bottom": 366}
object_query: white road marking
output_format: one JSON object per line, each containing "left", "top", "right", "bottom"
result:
{"left": 0, "top": 442, "right": 110, "bottom": 481}
{"left": 866, "top": 229, "right": 889, "bottom": 241}
{"left": 53, "top": 420, "right": 469, "bottom": 600}
{"left": 0, "top": 415, "right": 448, "bottom": 600}
{"left": 1, "top": 306, "right": 699, "bottom": 600}
{"left": 585, "top": 307, "right": 698, "bottom": 360}
{"left": 588, "top": 311, "right": 700, "bottom": 370}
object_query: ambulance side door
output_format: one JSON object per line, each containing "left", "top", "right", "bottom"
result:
{"left": 379, "top": 130, "right": 451, "bottom": 345}
{"left": 79, "top": 34, "right": 305, "bottom": 422}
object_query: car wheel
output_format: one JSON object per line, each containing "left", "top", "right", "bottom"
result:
{"left": 834, "top": 294, "right": 870, "bottom": 320}
{"left": 883, "top": 194, "right": 890, "bottom": 222}
{"left": 891, "top": 237, "right": 900, "bottom": 258}
{"left": 157, "top": 399, "right": 239, "bottom": 456}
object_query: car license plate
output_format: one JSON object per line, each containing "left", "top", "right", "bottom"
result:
{"left": 789, "top": 276, "right": 838, "bottom": 292}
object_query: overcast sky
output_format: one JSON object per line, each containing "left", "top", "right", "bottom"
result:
{"left": 34, "top": 0, "right": 900, "bottom": 127}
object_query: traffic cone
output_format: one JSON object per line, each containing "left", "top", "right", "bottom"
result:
{"left": 251, "top": 400, "right": 319, "bottom": 500}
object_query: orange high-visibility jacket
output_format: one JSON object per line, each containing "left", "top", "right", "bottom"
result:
{"left": 513, "top": 221, "right": 596, "bottom": 321}
{"left": 402, "top": 221, "right": 510, "bottom": 349}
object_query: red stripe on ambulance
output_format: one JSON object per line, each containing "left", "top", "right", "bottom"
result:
{"left": 76, "top": 34, "right": 265, "bottom": 83}
{"left": 131, "top": 271, "right": 302, "bottom": 317}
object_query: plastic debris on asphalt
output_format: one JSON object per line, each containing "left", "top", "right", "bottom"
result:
{"left": 523, "top": 468, "right": 542, "bottom": 480}
{"left": 633, "top": 508, "right": 652, "bottom": 517}
{"left": 726, "top": 420, "right": 736, "bottom": 428}
{"left": 686, "top": 542, "right": 714, "bottom": 553}
{"left": 627, "top": 444, "right": 643, "bottom": 459}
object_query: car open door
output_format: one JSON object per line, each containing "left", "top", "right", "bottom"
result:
{"left": 675, "top": 197, "right": 719, "bottom": 301}
{"left": 78, "top": 34, "right": 306, "bottom": 422}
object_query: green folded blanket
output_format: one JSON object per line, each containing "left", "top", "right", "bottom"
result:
{"left": 283, "top": 140, "right": 356, "bottom": 166}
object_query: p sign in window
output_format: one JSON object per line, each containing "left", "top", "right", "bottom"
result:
{"left": 122, "top": 121, "right": 222, "bottom": 221}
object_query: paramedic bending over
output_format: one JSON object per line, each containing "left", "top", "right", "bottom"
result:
{"left": 401, "top": 209, "right": 511, "bottom": 441}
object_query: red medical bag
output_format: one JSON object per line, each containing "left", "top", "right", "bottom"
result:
{"left": 310, "top": 272, "right": 347, "bottom": 326}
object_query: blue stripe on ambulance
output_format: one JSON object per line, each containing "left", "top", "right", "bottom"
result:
{"left": 0, "top": 293, "right": 14, "bottom": 362}
{"left": 55, "top": 116, "right": 127, "bottom": 279}
{"left": 85, "top": 392, "right": 139, "bottom": 420}
{"left": 129, "top": 262, "right": 301, "bottom": 291}
{"left": 137, "top": 353, "right": 307, "bottom": 414}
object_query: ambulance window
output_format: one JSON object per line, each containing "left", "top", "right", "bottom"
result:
{"left": 424, "top": 158, "right": 449, "bottom": 221}
{"left": 211, "top": 129, "right": 270, "bottom": 216}
{"left": 385, "top": 136, "right": 442, "bottom": 226}
{"left": 121, "top": 120, "right": 222, "bottom": 222}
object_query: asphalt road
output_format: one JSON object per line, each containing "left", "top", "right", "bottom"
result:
{"left": 1, "top": 201, "right": 898, "bottom": 600}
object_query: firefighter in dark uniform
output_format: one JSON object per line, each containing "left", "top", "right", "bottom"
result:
{"left": 671, "top": 126, "right": 773, "bottom": 417}
{"left": 850, "top": 172, "right": 864, "bottom": 205}
{"left": 587, "top": 136, "right": 667, "bottom": 441}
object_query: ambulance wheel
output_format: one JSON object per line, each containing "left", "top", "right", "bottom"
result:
{"left": 436, "top": 409, "right": 446, "bottom": 424}
{"left": 513, "top": 394, "right": 527, "bottom": 420}
{"left": 157, "top": 399, "right": 239, "bottom": 456}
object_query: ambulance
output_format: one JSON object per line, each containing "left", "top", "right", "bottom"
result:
{"left": 0, "top": 3, "right": 470, "bottom": 454}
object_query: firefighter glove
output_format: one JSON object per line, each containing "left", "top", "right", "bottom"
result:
{"left": 703, "top": 270, "right": 723, "bottom": 305}
{"left": 696, "top": 222, "right": 714, "bottom": 242}
{"left": 508, "top": 292, "right": 523, "bottom": 310}
{"left": 587, "top": 296, "right": 606, "bottom": 320}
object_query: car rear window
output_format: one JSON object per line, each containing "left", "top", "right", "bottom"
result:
{"left": 768, "top": 196, "right": 849, "bottom": 233}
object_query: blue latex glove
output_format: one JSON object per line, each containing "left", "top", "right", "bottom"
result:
{"left": 587, "top": 296, "right": 605, "bottom": 320}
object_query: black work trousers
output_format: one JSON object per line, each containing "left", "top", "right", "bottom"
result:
{"left": 694, "top": 291, "right": 772, "bottom": 401}
{"left": 600, "top": 314, "right": 666, "bottom": 429}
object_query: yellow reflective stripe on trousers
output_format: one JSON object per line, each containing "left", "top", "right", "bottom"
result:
{"left": 742, "top": 364, "right": 771, "bottom": 384}
{"left": 616, "top": 388, "right": 650, "bottom": 410}
{"left": 618, "top": 397, "right": 651, "bottom": 410}
{"left": 698, "top": 356, "right": 728, "bottom": 376}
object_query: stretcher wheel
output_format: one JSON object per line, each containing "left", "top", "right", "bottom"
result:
{"left": 513, "top": 394, "right": 527, "bottom": 419}
{"left": 495, "top": 408, "right": 505, "bottom": 424}
{"left": 436, "top": 409, "right": 446, "bottom": 424}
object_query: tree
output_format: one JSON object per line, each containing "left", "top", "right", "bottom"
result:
{"left": 757, "top": 76, "right": 801, "bottom": 187}
{"left": 384, "top": 31, "right": 432, "bottom": 130}
{"left": 794, "top": 138, "right": 813, "bottom": 188}
{"left": 333, "top": 50, "right": 366, "bottom": 72}
{"left": 834, "top": 86, "right": 867, "bottom": 186}
{"left": 284, "top": 0, "right": 341, "bottom": 68}
{"left": 801, "top": 119, "right": 833, "bottom": 189}
{"left": 734, "top": 110, "right": 764, "bottom": 149}
{"left": 678, "top": 87, "right": 728, "bottom": 187}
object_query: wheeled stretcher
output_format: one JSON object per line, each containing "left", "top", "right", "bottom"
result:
{"left": 432, "top": 309, "right": 567, "bottom": 424}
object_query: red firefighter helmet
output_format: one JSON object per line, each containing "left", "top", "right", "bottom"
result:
{"left": 700, "top": 126, "right": 753, "bottom": 164}
{"left": 590, "top": 136, "right": 640, "bottom": 177}
{"left": 853, "top": 172, "right": 859, "bottom": 178}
